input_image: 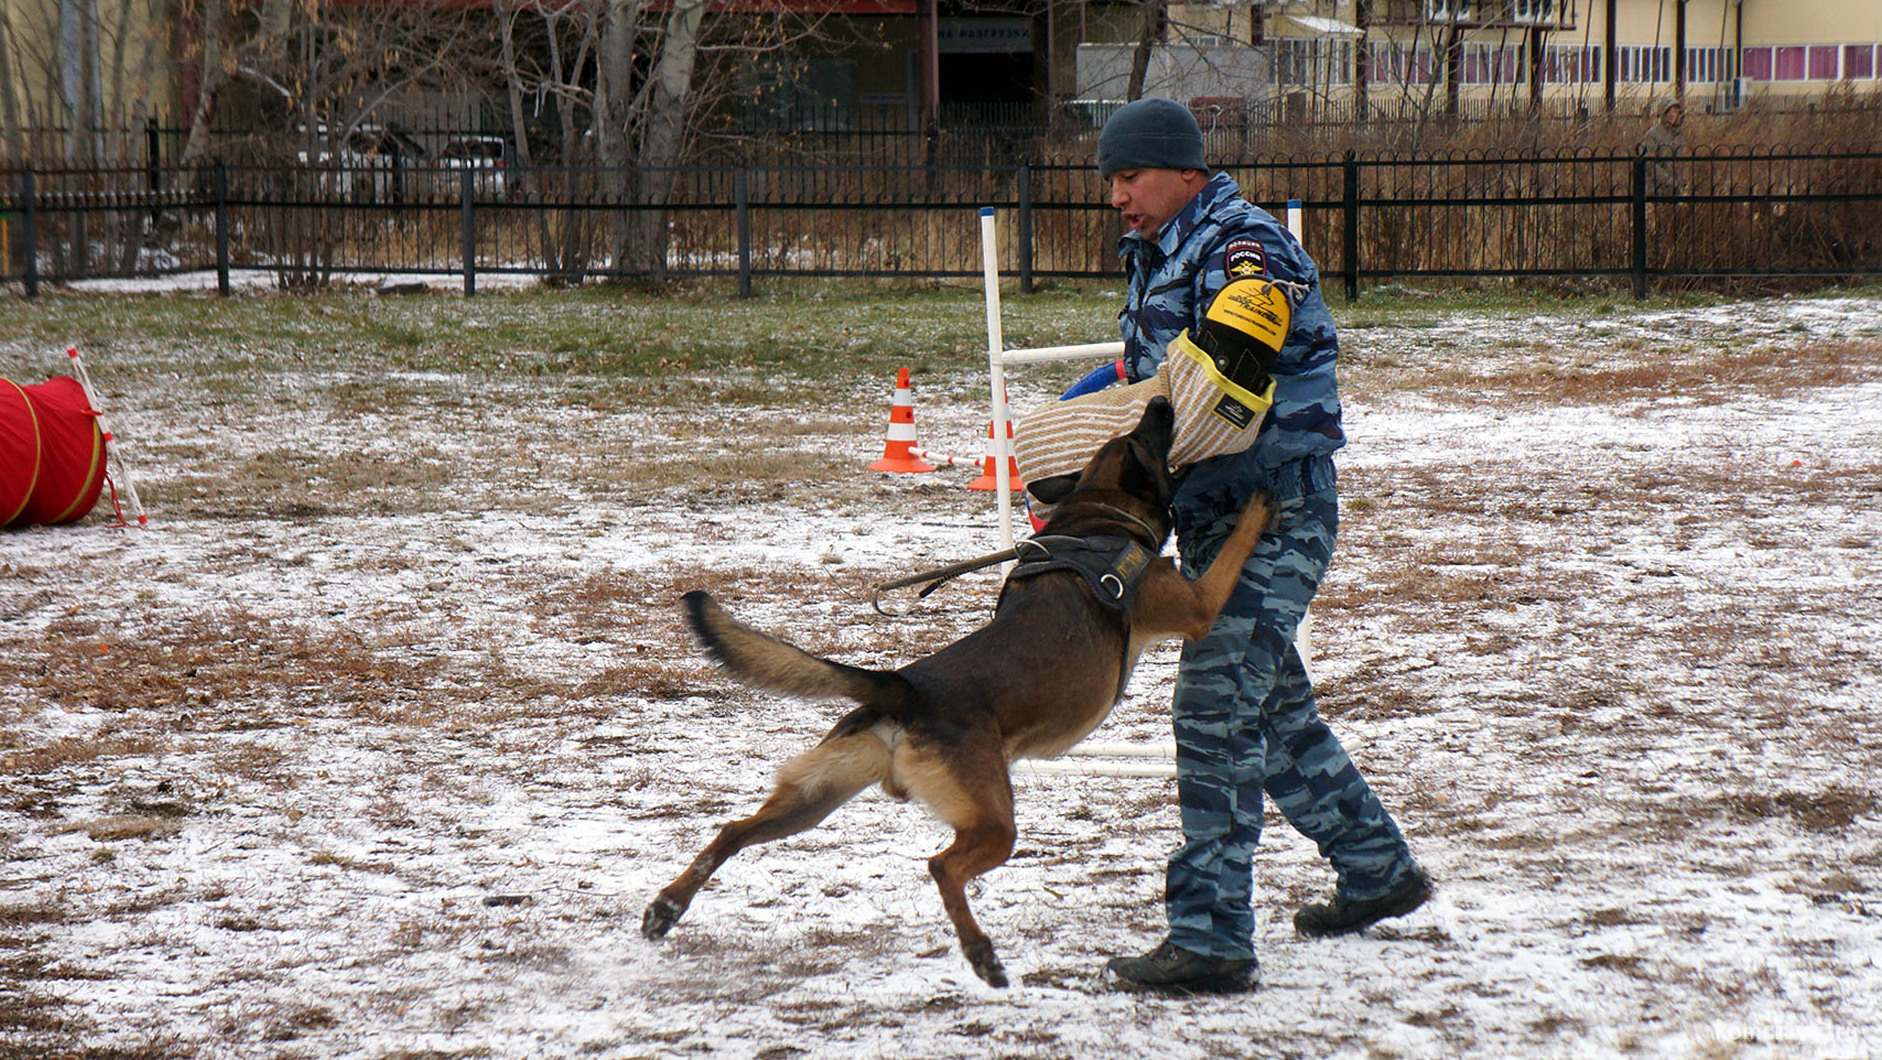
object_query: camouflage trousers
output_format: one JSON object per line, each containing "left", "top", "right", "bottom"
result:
{"left": 1164, "top": 476, "right": 1418, "bottom": 960}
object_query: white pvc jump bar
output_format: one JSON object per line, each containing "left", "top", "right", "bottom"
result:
{"left": 997, "top": 340, "right": 1125, "bottom": 366}
{"left": 1016, "top": 741, "right": 1179, "bottom": 778}
{"left": 1067, "top": 742, "right": 1176, "bottom": 758}
{"left": 1016, "top": 759, "right": 1176, "bottom": 779}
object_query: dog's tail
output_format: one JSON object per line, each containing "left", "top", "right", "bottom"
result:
{"left": 681, "top": 590, "right": 908, "bottom": 707}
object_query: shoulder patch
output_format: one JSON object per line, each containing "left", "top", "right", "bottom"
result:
{"left": 1224, "top": 236, "right": 1268, "bottom": 280}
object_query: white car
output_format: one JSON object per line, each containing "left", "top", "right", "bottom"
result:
{"left": 435, "top": 136, "right": 511, "bottom": 198}
{"left": 294, "top": 124, "right": 427, "bottom": 202}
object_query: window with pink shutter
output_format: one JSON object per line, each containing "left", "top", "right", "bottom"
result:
{"left": 1742, "top": 47, "right": 1771, "bottom": 80}
{"left": 1808, "top": 45, "right": 1839, "bottom": 79}
{"left": 1774, "top": 45, "right": 1806, "bottom": 80}
{"left": 1842, "top": 44, "right": 1875, "bottom": 80}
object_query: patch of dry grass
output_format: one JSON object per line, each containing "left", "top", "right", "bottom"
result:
{"left": 148, "top": 448, "right": 460, "bottom": 521}
{"left": 7, "top": 611, "right": 437, "bottom": 716}
{"left": 1352, "top": 337, "right": 1882, "bottom": 406}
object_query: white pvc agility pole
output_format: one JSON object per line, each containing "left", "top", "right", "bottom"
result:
{"left": 979, "top": 208, "right": 1018, "bottom": 553}
{"left": 1276, "top": 201, "right": 1317, "bottom": 671}
{"left": 65, "top": 346, "right": 147, "bottom": 527}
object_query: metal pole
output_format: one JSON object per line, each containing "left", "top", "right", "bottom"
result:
{"left": 979, "top": 207, "right": 1015, "bottom": 553}
{"left": 1604, "top": 0, "right": 1618, "bottom": 113}
{"left": 1017, "top": 164, "right": 1034, "bottom": 295}
{"left": 20, "top": 169, "right": 37, "bottom": 298}
{"left": 461, "top": 168, "right": 476, "bottom": 297}
{"left": 213, "top": 162, "right": 230, "bottom": 298}
{"left": 1343, "top": 151, "right": 1360, "bottom": 302}
{"left": 145, "top": 118, "right": 162, "bottom": 230}
{"left": 736, "top": 167, "right": 751, "bottom": 299}
{"left": 1631, "top": 153, "right": 1648, "bottom": 300}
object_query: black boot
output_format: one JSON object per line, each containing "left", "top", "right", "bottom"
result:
{"left": 1104, "top": 940, "right": 1258, "bottom": 994}
{"left": 1294, "top": 866, "right": 1432, "bottom": 938}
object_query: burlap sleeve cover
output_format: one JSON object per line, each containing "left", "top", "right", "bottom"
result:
{"left": 1012, "top": 331, "right": 1276, "bottom": 486}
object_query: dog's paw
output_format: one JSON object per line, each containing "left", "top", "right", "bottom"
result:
{"left": 964, "top": 938, "right": 1009, "bottom": 988}
{"left": 641, "top": 895, "right": 684, "bottom": 939}
{"left": 981, "top": 960, "right": 1009, "bottom": 989}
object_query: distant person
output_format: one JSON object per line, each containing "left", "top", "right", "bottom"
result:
{"left": 1086, "top": 96, "right": 1429, "bottom": 995}
{"left": 1641, "top": 100, "right": 1688, "bottom": 195}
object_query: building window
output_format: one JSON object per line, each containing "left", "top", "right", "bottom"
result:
{"left": 1807, "top": 44, "right": 1840, "bottom": 79}
{"left": 1773, "top": 45, "right": 1807, "bottom": 80}
{"left": 1276, "top": 38, "right": 1354, "bottom": 86}
{"left": 1682, "top": 47, "right": 1735, "bottom": 84}
{"left": 1616, "top": 45, "right": 1671, "bottom": 83}
{"left": 1846, "top": 45, "right": 1878, "bottom": 80}
{"left": 1425, "top": 0, "right": 1472, "bottom": 21}
{"left": 1542, "top": 45, "right": 1602, "bottom": 84}
{"left": 1512, "top": 0, "right": 1554, "bottom": 22}
{"left": 1460, "top": 43, "right": 1524, "bottom": 85}
{"left": 1368, "top": 42, "right": 1438, "bottom": 85}
{"left": 1742, "top": 47, "right": 1771, "bottom": 81}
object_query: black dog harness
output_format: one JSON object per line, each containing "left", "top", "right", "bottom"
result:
{"left": 995, "top": 533, "right": 1159, "bottom": 705}
{"left": 998, "top": 534, "right": 1158, "bottom": 613}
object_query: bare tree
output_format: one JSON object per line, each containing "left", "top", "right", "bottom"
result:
{"left": 1126, "top": 0, "right": 1166, "bottom": 102}
{"left": 487, "top": 0, "right": 848, "bottom": 280}
{"left": 0, "top": 0, "right": 166, "bottom": 276}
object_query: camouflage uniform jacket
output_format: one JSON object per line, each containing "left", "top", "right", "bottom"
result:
{"left": 1117, "top": 171, "right": 1343, "bottom": 542}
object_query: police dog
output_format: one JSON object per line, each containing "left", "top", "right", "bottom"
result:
{"left": 641, "top": 398, "right": 1273, "bottom": 988}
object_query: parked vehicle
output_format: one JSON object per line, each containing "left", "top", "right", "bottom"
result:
{"left": 346, "top": 125, "right": 428, "bottom": 203}
{"left": 435, "top": 136, "right": 511, "bottom": 197}
{"left": 294, "top": 123, "right": 428, "bottom": 203}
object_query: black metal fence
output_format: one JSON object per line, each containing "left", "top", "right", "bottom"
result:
{"left": 3, "top": 148, "right": 1878, "bottom": 300}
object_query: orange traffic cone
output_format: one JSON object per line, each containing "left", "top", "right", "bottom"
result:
{"left": 967, "top": 414, "right": 1022, "bottom": 491}
{"left": 868, "top": 368, "right": 936, "bottom": 473}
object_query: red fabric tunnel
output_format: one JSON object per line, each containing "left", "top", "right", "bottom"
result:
{"left": 1, "top": 375, "right": 107, "bottom": 529}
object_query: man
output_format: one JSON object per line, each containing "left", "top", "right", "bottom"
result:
{"left": 1641, "top": 100, "right": 1687, "bottom": 195}
{"left": 1093, "top": 96, "right": 1429, "bottom": 994}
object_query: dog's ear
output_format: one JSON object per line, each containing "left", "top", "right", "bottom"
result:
{"left": 1026, "top": 474, "right": 1078, "bottom": 505}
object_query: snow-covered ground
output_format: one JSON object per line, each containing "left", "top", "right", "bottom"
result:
{"left": 2, "top": 289, "right": 1879, "bottom": 1059}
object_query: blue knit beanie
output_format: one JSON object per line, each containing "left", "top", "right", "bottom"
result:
{"left": 1098, "top": 97, "right": 1208, "bottom": 179}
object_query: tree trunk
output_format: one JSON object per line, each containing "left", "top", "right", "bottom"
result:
{"left": 0, "top": 10, "right": 26, "bottom": 165}
{"left": 1126, "top": 0, "right": 1163, "bottom": 101}
{"left": 180, "top": 0, "right": 290, "bottom": 167}
{"left": 599, "top": 0, "right": 637, "bottom": 270}
{"left": 494, "top": 0, "right": 533, "bottom": 167}
{"left": 180, "top": 0, "right": 227, "bottom": 165}
{"left": 621, "top": 0, "right": 707, "bottom": 275}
